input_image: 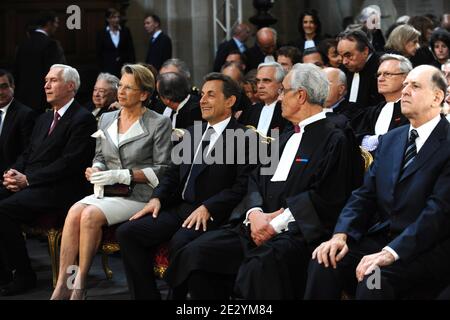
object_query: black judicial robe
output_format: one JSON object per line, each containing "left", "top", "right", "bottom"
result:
{"left": 351, "top": 101, "right": 409, "bottom": 144}
{"left": 237, "top": 101, "right": 288, "bottom": 137}
{"left": 165, "top": 117, "right": 358, "bottom": 299}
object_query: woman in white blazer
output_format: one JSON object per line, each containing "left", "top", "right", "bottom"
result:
{"left": 51, "top": 64, "right": 172, "bottom": 299}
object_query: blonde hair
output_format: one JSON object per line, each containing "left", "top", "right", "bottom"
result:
{"left": 121, "top": 64, "right": 155, "bottom": 106}
{"left": 385, "top": 24, "right": 421, "bottom": 56}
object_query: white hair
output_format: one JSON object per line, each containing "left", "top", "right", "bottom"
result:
{"left": 257, "top": 62, "right": 286, "bottom": 83}
{"left": 290, "top": 63, "right": 329, "bottom": 106}
{"left": 50, "top": 64, "right": 80, "bottom": 92}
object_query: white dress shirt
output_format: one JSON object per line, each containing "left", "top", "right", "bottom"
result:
{"left": 256, "top": 101, "right": 277, "bottom": 136}
{"left": 152, "top": 30, "right": 162, "bottom": 42}
{"left": 349, "top": 73, "right": 360, "bottom": 103}
{"left": 50, "top": 98, "right": 73, "bottom": 130}
{"left": 0, "top": 99, "right": 12, "bottom": 135}
{"left": 181, "top": 117, "right": 231, "bottom": 200}
{"left": 384, "top": 113, "right": 442, "bottom": 260}
{"left": 107, "top": 26, "right": 121, "bottom": 48}
{"left": 244, "top": 112, "right": 327, "bottom": 233}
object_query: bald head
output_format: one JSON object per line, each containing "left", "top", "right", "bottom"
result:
{"left": 323, "top": 67, "right": 347, "bottom": 107}
{"left": 257, "top": 27, "right": 277, "bottom": 55}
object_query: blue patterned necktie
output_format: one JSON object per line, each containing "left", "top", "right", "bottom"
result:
{"left": 402, "top": 129, "right": 419, "bottom": 172}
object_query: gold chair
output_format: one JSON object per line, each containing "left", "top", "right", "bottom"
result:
{"left": 245, "top": 125, "right": 275, "bottom": 144}
{"left": 360, "top": 147, "right": 374, "bottom": 171}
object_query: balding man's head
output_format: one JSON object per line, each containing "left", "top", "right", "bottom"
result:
{"left": 323, "top": 67, "right": 347, "bottom": 107}
{"left": 232, "top": 23, "right": 251, "bottom": 42}
{"left": 257, "top": 27, "right": 277, "bottom": 55}
{"left": 401, "top": 65, "right": 446, "bottom": 126}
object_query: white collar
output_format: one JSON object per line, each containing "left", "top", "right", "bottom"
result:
{"left": 0, "top": 98, "right": 13, "bottom": 114}
{"left": 298, "top": 111, "right": 327, "bottom": 131}
{"left": 176, "top": 95, "right": 190, "bottom": 113}
{"left": 54, "top": 98, "right": 74, "bottom": 118}
{"left": 207, "top": 116, "right": 231, "bottom": 136}
{"left": 35, "top": 29, "right": 48, "bottom": 36}
{"left": 153, "top": 30, "right": 162, "bottom": 39}
{"left": 410, "top": 114, "right": 441, "bottom": 143}
{"left": 264, "top": 100, "right": 277, "bottom": 109}
{"left": 106, "top": 25, "right": 121, "bottom": 32}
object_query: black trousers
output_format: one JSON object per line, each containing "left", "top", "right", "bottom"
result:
{"left": 304, "top": 233, "right": 450, "bottom": 300}
{"left": 116, "top": 202, "right": 215, "bottom": 300}
{"left": 0, "top": 186, "right": 61, "bottom": 276}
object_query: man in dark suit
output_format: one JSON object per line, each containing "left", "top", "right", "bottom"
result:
{"left": 0, "top": 64, "right": 96, "bottom": 295}
{"left": 246, "top": 27, "right": 278, "bottom": 71}
{"left": 322, "top": 67, "right": 354, "bottom": 118}
{"left": 144, "top": 14, "right": 172, "bottom": 71}
{"left": 164, "top": 63, "right": 361, "bottom": 300}
{"left": 156, "top": 72, "right": 202, "bottom": 130}
{"left": 337, "top": 30, "right": 384, "bottom": 111}
{"left": 238, "top": 62, "right": 287, "bottom": 137}
{"left": 304, "top": 65, "right": 450, "bottom": 300}
{"left": 14, "top": 11, "right": 66, "bottom": 113}
{"left": 0, "top": 70, "right": 36, "bottom": 175}
{"left": 351, "top": 54, "right": 412, "bottom": 151}
{"left": 116, "top": 73, "right": 258, "bottom": 300}
{"left": 213, "top": 23, "right": 251, "bottom": 72}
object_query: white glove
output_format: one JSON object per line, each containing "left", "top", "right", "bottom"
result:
{"left": 90, "top": 169, "right": 131, "bottom": 186}
{"left": 94, "top": 184, "right": 104, "bottom": 198}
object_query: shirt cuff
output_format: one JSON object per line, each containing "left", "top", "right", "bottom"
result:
{"left": 269, "top": 208, "right": 295, "bottom": 234}
{"left": 141, "top": 167, "right": 159, "bottom": 189}
{"left": 243, "top": 207, "right": 263, "bottom": 225}
{"left": 383, "top": 246, "right": 399, "bottom": 261}
{"left": 361, "top": 134, "right": 380, "bottom": 152}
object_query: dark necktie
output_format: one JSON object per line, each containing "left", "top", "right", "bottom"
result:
{"left": 294, "top": 124, "right": 300, "bottom": 133}
{"left": 0, "top": 109, "right": 3, "bottom": 132}
{"left": 182, "top": 126, "right": 215, "bottom": 202}
{"left": 402, "top": 129, "right": 419, "bottom": 172}
{"left": 48, "top": 112, "right": 61, "bottom": 135}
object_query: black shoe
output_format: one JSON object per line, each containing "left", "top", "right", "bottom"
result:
{"left": 0, "top": 273, "right": 36, "bottom": 296}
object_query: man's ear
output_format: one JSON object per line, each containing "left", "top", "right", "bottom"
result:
{"left": 226, "top": 95, "right": 237, "bottom": 109}
{"left": 433, "top": 89, "right": 445, "bottom": 108}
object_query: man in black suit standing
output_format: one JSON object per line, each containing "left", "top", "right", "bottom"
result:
{"left": 0, "top": 64, "right": 96, "bottom": 296}
{"left": 0, "top": 70, "right": 36, "bottom": 175}
{"left": 246, "top": 27, "right": 278, "bottom": 71}
{"left": 213, "top": 23, "right": 251, "bottom": 72}
{"left": 156, "top": 72, "right": 202, "bottom": 130}
{"left": 14, "top": 11, "right": 66, "bottom": 114}
{"left": 238, "top": 62, "right": 287, "bottom": 137}
{"left": 305, "top": 65, "right": 450, "bottom": 300}
{"left": 116, "top": 73, "right": 258, "bottom": 300}
{"left": 337, "top": 29, "right": 384, "bottom": 111}
{"left": 144, "top": 14, "right": 172, "bottom": 71}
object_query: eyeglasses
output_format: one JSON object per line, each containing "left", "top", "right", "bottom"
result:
{"left": 118, "top": 83, "right": 140, "bottom": 92}
{"left": 376, "top": 72, "right": 406, "bottom": 78}
{"left": 0, "top": 83, "right": 10, "bottom": 90}
{"left": 279, "top": 87, "right": 296, "bottom": 95}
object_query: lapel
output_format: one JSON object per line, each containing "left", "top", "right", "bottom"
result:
{"left": 118, "top": 113, "right": 150, "bottom": 148}
{"left": 399, "top": 118, "right": 447, "bottom": 182}
{"left": 0, "top": 100, "right": 18, "bottom": 141}
{"left": 391, "top": 127, "right": 408, "bottom": 185}
{"left": 180, "top": 122, "right": 207, "bottom": 181}
{"left": 389, "top": 101, "right": 408, "bottom": 130}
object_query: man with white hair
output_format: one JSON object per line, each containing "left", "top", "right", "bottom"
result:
{"left": 164, "top": 63, "right": 358, "bottom": 300}
{"left": 0, "top": 64, "right": 96, "bottom": 296}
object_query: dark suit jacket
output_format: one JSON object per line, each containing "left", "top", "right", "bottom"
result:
{"left": 213, "top": 38, "right": 241, "bottom": 72}
{"left": 246, "top": 45, "right": 270, "bottom": 71}
{"left": 351, "top": 101, "right": 409, "bottom": 144}
{"left": 14, "top": 31, "right": 66, "bottom": 113}
{"left": 335, "top": 117, "right": 450, "bottom": 262}
{"left": 12, "top": 100, "right": 97, "bottom": 207}
{"left": 145, "top": 32, "right": 172, "bottom": 71}
{"left": 344, "top": 53, "right": 385, "bottom": 110}
{"left": 152, "top": 118, "right": 257, "bottom": 224}
{"left": 96, "top": 27, "right": 135, "bottom": 77}
{"left": 292, "top": 34, "right": 323, "bottom": 53}
{"left": 238, "top": 101, "right": 287, "bottom": 137}
{"left": 0, "top": 99, "right": 36, "bottom": 174}
{"left": 151, "top": 95, "right": 203, "bottom": 129}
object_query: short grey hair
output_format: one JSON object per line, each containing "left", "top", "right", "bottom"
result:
{"left": 379, "top": 53, "right": 413, "bottom": 74}
{"left": 96, "top": 72, "right": 119, "bottom": 91}
{"left": 50, "top": 64, "right": 80, "bottom": 92}
{"left": 160, "top": 58, "right": 191, "bottom": 80}
{"left": 336, "top": 68, "right": 347, "bottom": 87}
{"left": 290, "top": 63, "right": 329, "bottom": 106}
{"left": 257, "top": 62, "right": 285, "bottom": 83}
